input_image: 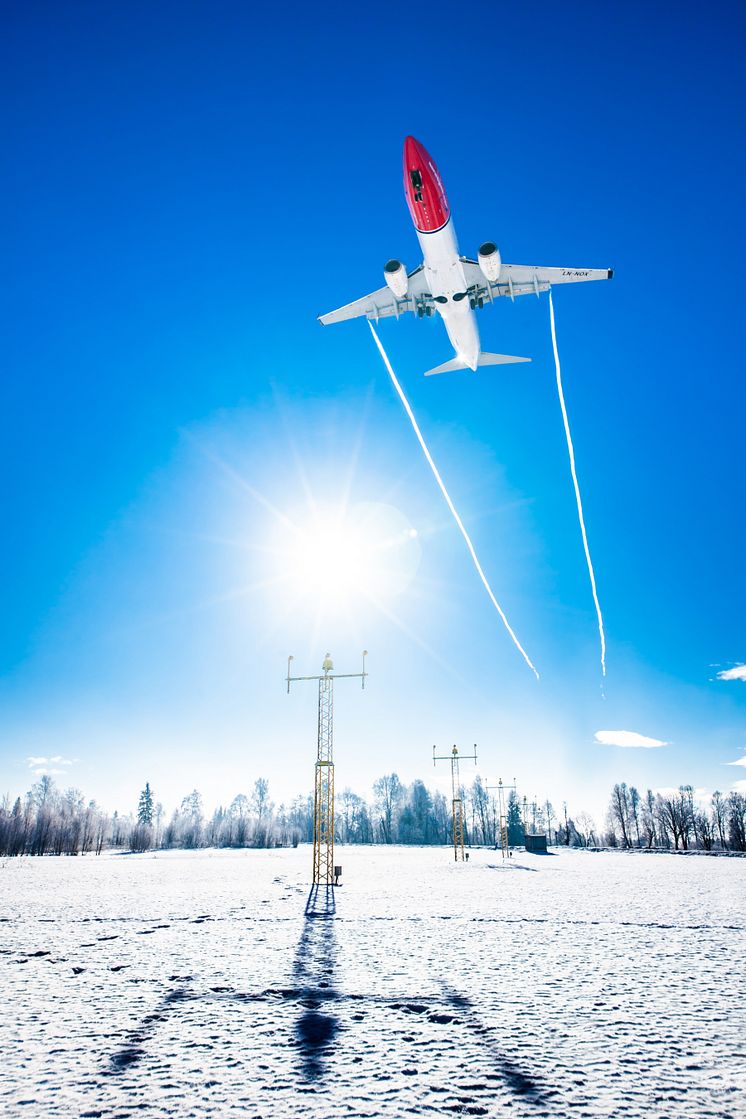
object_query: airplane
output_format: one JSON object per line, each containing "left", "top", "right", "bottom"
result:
{"left": 319, "top": 136, "right": 612, "bottom": 376}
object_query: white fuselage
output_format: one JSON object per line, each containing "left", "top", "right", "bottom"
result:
{"left": 417, "top": 219, "right": 481, "bottom": 370}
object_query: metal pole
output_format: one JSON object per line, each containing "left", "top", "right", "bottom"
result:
{"left": 433, "top": 743, "right": 477, "bottom": 862}
{"left": 451, "top": 746, "right": 462, "bottom": 861}
{"left": 288, "top": 653, "right": 367, "bottom": 885}
{"left": 486, "top": 777, "right": 518, "bottom": 859}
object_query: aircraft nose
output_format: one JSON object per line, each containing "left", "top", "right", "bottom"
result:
{"left": 403, "top": 135, "right": 426, "bottom": 166}
{"left": 402, "top": 135, "right": 450, "bottom": 234}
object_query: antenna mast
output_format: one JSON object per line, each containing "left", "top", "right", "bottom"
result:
{"left": 486, "top": 777, "right": 518, "bottom": 859}
{"left": 433, "top": 743, "right": 478, "bottom": 861}
{"left": 287, "top": 651, "right": 367, "bottom": 884}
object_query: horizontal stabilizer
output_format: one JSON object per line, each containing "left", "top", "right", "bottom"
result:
{"left": 424, "top": 356, "right": 468, "bottom": 377}
{"left": 424, "top": 352, "right": 531, "bottom": 377}
{"left": 478, "top": 352, "right": 531, "bottom": 366}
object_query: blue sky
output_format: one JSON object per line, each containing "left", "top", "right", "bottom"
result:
{"left": 2, "top": 1, "right": 745, "bottom": 822}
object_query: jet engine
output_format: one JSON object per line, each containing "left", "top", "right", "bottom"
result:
{"left": 477, "top": 242, "right": 502, "bottom": 283}
{"left": 384, "top": 259, "right": 408, "bottom": 298}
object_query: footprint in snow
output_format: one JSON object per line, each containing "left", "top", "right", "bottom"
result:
{"left": 110, "top": 1046, "right": 144, "bottom": 1070}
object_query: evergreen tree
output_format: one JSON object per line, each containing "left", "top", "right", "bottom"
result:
{"left": 137, "top": 782, "right": 154, "bottom": 826}
{"left": 506, "top": 790, "right": 524, "bottom": 845}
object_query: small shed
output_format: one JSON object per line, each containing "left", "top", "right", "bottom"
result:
{"left": 524, "top": 833, "right": 548, "bottom": 853}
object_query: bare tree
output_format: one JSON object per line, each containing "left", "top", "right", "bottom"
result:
{"left": 678, "top": 786, "right": 695, "bottom": 850}
{"left": 711, "top": 791, "right": 728, "bottom": 850}
{"left": 654, "top": 787, "right": 695, "bottom": 850}
{"left": 641, "top": 789, "right": 657, "bottom": 848}
{"left": 180, "top": 790, "right": 204, "bottom": 848}
{"left": 693, "top": 809, "right": 714, "bottom": 850}
{"left": 80, "top": 801, "right": 98, "bottom": 853}
{"left": 609, "top": 783, "right": 632, "bottom": 848}
{"left": 288, "top": 795, "right": 312, "bottom": 846}
{"left": 432, "top": 791, "right": 450, "bottom": 844}
{"left": 30, "top": 778, "right": 58, "bottom": 855}
{"left": 727, "top": 792, "right": 746, "bottom": 851}
{"left": 251, "top": 779, "right": 274, "bottom": 846}
{"left": 629, "top": 787, "right": 642, "bottom": 847}
{"left": 337, "top": 788, "right": 358, "bottom": 843}
{"left": 544, "top": 800, "right": 556, "bottom": 846}
{"left": 373, "top": 773, "right": 403, "bottom": 843}
{"left": 470, "top": 777, "right": 491, "bottom": 846}
{"left": 575, "top": 811, "right": 597, "bottom": 847}
{"left": 229, "top": 794, "right": 250, "bottom": 846}
{"left": 655, "top": 793, "right": 681, "bottom": 848}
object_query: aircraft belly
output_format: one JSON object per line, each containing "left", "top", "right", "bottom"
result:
{"left": 418, "top": 223, "right": 465, "bottom": 298}
{"left": 441, "top": 305, "right": 480, "bottom": 369}
{"left": 417, "top": 219, "right": 480, "bottom": 368}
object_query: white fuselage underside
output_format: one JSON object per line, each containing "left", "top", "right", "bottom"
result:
{"left": 417, "top": 219, "right": 481, "bottom": 370}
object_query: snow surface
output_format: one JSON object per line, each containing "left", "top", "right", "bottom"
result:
{"left": 2, "top": 846, "right": 745, "bottom": 1118}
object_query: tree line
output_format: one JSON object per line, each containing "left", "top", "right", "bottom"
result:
{"left": 1, "top": 772, "right": 744, "bottom": 856}
{"left": 604, "top": 783, "right": 746, "bottom": 852}
{"left": 0, "top": 773, "right": 526, "bottom": 855}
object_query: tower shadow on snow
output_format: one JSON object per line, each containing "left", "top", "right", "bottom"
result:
{"left": 305, "top": 883, "right": 336, "bottom": 918}
{"left": 105, "top": 884, "right": 559, "bottom": 1107}
{"left": 293, "top": 884, "right": 340, "bottom": 1081}
{"left": 440, "top": 985, "right": 554, "bottom": 1106}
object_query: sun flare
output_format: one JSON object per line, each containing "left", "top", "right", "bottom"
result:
{"left": 278, "top": 502, "right": 420, "bottom": 611}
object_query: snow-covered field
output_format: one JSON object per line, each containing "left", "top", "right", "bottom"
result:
{"left": 2, "top": 845, "right": 745, "bottom": 1118}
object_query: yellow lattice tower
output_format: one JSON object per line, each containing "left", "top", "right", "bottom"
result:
{"left": 486, "top": 777, "right": 518, "bottom": 859}
{"left": 313, "top": 669, "right": 335, "bottom": 884}
{"left": 288, "top": 652, "right": 367, "bottom": 885}
{"left": 433, "top": 744, "right": 477, "bottom": 861}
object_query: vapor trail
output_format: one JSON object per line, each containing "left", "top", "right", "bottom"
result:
{"left": 368, "top": 321, "right": 540, "bottom": 680}
{"left": 549, "top": 290, "right": 607, "bottom": 676}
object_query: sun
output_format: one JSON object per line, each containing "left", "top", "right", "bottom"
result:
{"left": 279, "top": 501, "right": 421, "bottom": 612}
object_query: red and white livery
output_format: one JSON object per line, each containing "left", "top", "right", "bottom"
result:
{"left": 319, "top": 136, "right": 612, "bottom": 376}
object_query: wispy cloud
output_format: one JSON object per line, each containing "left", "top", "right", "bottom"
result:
{"left": 26, "top": 755, "right": 74, "bottom": 767}
{"left": 726, "top": 755, "right": 746, "bottom": 767}
{"left": 32, "top": 768, "right": 68, "bottom": 777}
{"left": 594, "top": 729, "right": 668, "bottom": 749}
{"left": 732, "top": 779, "right": 746, "bottom": 795}
{"left": 716, "top": 665, "right": 746, "bottom": 682}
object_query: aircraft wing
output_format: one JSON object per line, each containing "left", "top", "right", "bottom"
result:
{"left": 319, "top": 265, "right": 432, "bottom": 324}
{"left": 460, "top": 259, "right": 613, "bottom": 301}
